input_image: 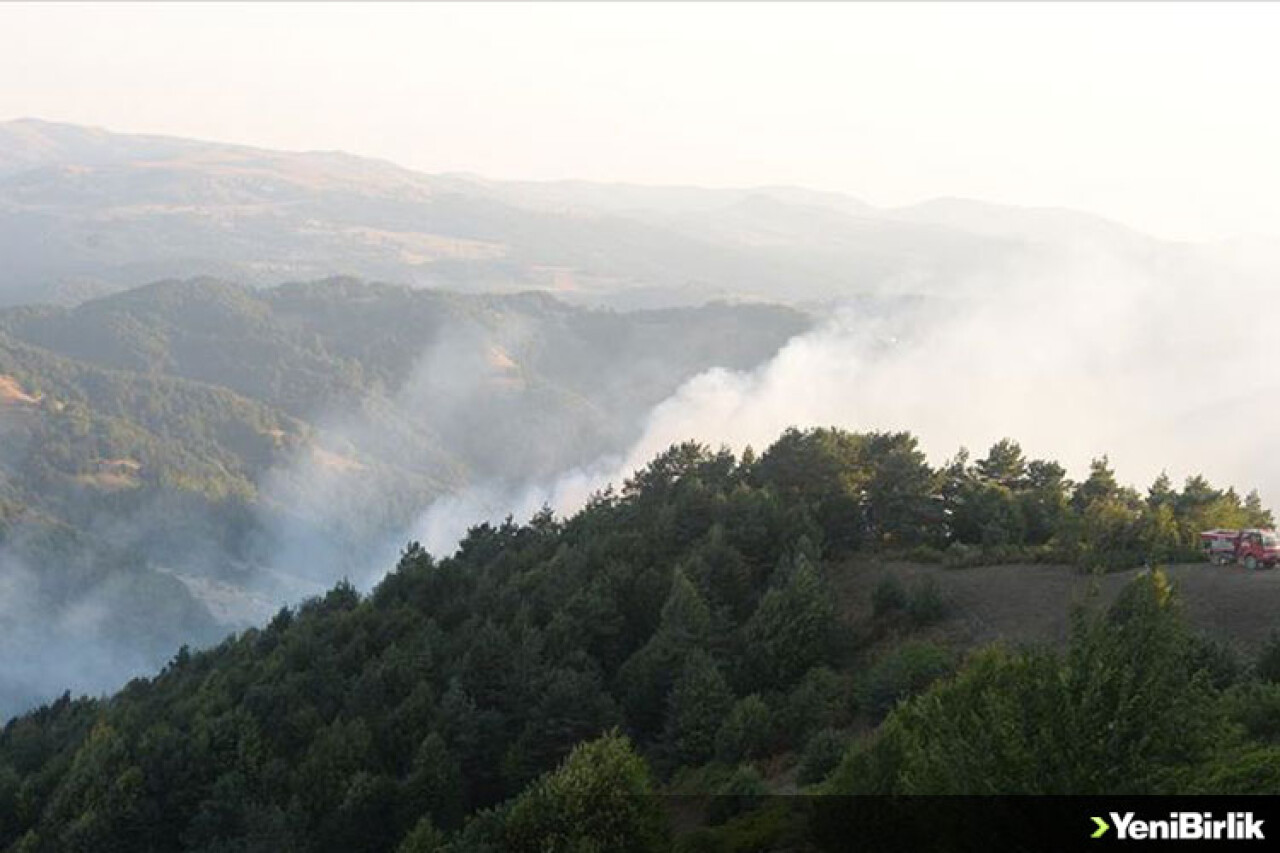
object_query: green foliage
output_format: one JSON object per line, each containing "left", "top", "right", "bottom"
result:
{"left": 0, "top": 280, "right": 811, "bottom": 716}
{"left": 1255, "top": 631, "right": 1280, "bottom": 683}
{"left": 858, "top": 642, "right": 955, "bottom": 721}
{"left": 905, "top": 576, "right": 947, "bottom": 626}
{"left": 502, "top": 732, "right": 667, "bottom": 853}
{"left": 672, "top": 800, "right": 806, "bottom": 853}
{"left": 1, "top": 425, "right": 1276, "bottom": 850}
{"left": 404, "top": 733, "right": 465, "bottom": 832}
{"left": 714, "top": 696, "right": 773, "bottom": 764}
{"left": 664, "top": 653, "right": 735, "bottom": 768}
{"left": 752, "top": 428, "right": 937, "bottom": 552}
{"left": 902, "top": 544, "right": 946, "bottom": 563}
{"left": 1193, "top": 745, "right": 1280, "bottom": 794}
{"left": 0, "top": 432, "right": 871, "bottom": 850}
{"left": 617, "top": 570, "right": 713, "bottom": 739}
{"left": 740, "top": 553, "right": 838, "bottom": 691}
{"left": 779, "top": 666, "right": 849, "bottom": 748}
{"left": 1185, "top": 634, "right": 1243, "bottom": 691}
{"left": 831, "top": 572, "right": 1230, "bottom": 794}
{"left": 704, "top": 765, "right": 768, "bottom": 827}
{"left": 797, "top": 728, "right": 847, "bottom": 786}
{"left": 933, "top": 443, "right": 1265, "bottom": 571}
{"left": 397, "top": 817, "right": 445, "bottom": 853}
{"left": 1221, "top": 681, "right": 1280, "bottom": 743}
{"left": 502, "top": 669, "right": 621, "bottom": 793}
{"left": 1073, "top": 456, "right": 1121, "bottom": 511}
{"left": 871, "top": 574, "right": 907, "bottom": 617}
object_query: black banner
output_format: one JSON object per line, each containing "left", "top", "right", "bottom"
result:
{"left": 659, "top": 796, "right": 1280, "bottom": 852}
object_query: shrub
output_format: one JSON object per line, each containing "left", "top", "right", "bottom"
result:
{"left": 1256, "top": 632, "right": 1280, "bottom": 683}
{"left": 780, "top": 666, "right": 850, "bottom": 747}
{"left": 904, "top": 545, "right": 945, "bottom": 564}
{"left": 943, "top": 542, "right": 982, "bottom": 568}
{"left": 871, "top": 574, "right": 907, "bottom": 617}
{"left": 398, "top": 818, "right": 445, "bottom": 853}
{"left": 673, "top": 801, "right": 803, "bottom": 853}
{"left": 715, "top": 695, "right": 773, "bottom": 763}
{"left": 1221, "top": 681, "right": 1280, "bottom": 743}
{"left": 797, "top": 728, "right": 847, "bottom": 786}
{"left": 859, "top": 641, "right": 954, "bottom": 721}
{"left": 503, "top": 731, "right": 668, "bottom": 852}
{"left": 906, "top": 577, "right": 947, "bottom": 626}
{"left": 1186, "top": 634, "right": 1242, "bottom": 690}
{"left": 1194, "top": 745, "right": 1280, "bottom": 794}
{"left": 939, "top": 543, "right": 1068, "bottom": 569}
{"left": 834, "top": 574, "right": 1226, "bottom": 794}
{"left": 706, "top": 765, "right": 768, "bottom": 826}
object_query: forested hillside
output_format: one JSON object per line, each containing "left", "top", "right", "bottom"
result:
{"left": 0, "top": 278, "right": 809, "bottom": 716}
{"left": 3, "top": 428, "right": 1277, "bottom": 852}
{"left": 0, "top": 279, "right": 811, "bottom": 574}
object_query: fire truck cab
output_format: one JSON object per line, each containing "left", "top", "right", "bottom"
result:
{"left": 1235, "top": 529, "right": 1280, "bottom": 570}
{"left": 1200, "top": 528, "right": 1280, "bottom": 570}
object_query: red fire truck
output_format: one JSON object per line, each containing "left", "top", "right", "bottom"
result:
{"left": 1200, "top": 528, "right": 1280, "bottom": 569}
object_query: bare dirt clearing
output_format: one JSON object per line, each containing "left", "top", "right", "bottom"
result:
{"left": 837, "top": 560, "right": 1280, "bottom": 656}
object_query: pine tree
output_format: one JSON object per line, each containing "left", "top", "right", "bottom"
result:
{"left": 503, "top": 732, "right": 667, "bottom": 853}
{"left": 975, "top": 438, "right": 1028, "bottom": 489}
{"left": 616, "top": 569, "right": 714, "bottom": 738}
{"left": 741, "top": 553, "right": 837, "bottom": 690}
{"left": 664, "top": 651, "right": 735, "bottom": 766}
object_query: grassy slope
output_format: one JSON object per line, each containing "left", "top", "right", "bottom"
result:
{"left": 836, "top": 559, "right": 1280, "bottom": 661}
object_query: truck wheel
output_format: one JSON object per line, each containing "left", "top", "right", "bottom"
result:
{"left": 1245, "top": 556, "right": 1259, "bottom": 571}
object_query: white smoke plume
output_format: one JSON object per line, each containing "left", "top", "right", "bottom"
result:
{"left": 5, "top": 216, "right": 1277, "bottom": 719}
{"left": 412, "top": 237, "right": 1280, "bottom": 554}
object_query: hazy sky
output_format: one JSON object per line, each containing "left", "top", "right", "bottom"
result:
{"left": 4, "top": 1, "right": 1279, "bottom": 241}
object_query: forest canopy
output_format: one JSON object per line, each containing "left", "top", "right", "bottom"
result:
{"left": 1, "top": 427, "right": 1276, "bottom": 852}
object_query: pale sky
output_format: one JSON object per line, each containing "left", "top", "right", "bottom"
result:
{"left": 3, "top": 1, "right": 1279, "bottom": 242}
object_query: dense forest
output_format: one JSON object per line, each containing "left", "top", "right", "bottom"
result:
{"left": 3, "top": 427, "right": 1278, "bottom": 852}
{"left": 0, "top": 277, "right": 810, "bottom": 510}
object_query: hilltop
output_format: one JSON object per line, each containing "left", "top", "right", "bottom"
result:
{"left": 2, "top": 428, "right": 1278, "bottom": 852}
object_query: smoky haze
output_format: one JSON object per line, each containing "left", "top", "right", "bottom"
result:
{"left": 2, "top": 178, "right": 1278, "bottom": 721}
{"left": 413, "top": 237, "right": 1280, "bottom": 552}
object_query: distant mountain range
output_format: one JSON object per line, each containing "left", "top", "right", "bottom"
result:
{"left": 0, "top": 118, "right": 1168, "bottom": 309}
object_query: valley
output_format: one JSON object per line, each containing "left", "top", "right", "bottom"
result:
{"left": 0, "top": 276, "right": 810, "bottom": 716}
{"left": 5, "top": 6, "right": 1280, "bottom": 848}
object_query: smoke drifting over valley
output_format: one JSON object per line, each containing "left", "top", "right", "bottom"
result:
{"left": 14, "top": 7, "right": 1280, "bottom": 838}
{"left": 1, "top": 123, "right": 1278, "bottom": 722}
{"left": 407, "top": 239, "right": 1280, "bottom": 561}
{"left": 635, "top": 247, "right": 1277, "bottom": 497}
